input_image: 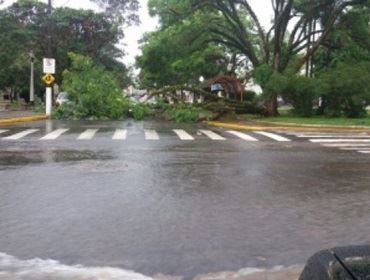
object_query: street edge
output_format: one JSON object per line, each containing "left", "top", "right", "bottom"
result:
{"left": 205, "top": 121, "right": 370, "bottom": 133}
{"left": 0, "top": 115, "right": 48, "bottom": 125}
{"left": 252, "top": 119, "right": 370, "bottom": 129}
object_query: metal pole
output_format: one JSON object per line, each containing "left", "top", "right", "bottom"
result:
{"left": 46, "top": 87, "right": 52, "bottom": 116}
{"left": 30, "top": 51, "right": 35, "bottom": 104}
{"left": 45, "top": 0, "right": 52, "bottom": 116}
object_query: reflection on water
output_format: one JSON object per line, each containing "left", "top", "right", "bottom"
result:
{"left": 0, "top": 150, "right": 113, "bottom": 168}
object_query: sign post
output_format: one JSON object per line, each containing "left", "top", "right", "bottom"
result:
{"left": 46, "top": 87, "right": 52, "bottom": 116}
{"left": 42, "top": 58, "right": 56, "bottom": 117}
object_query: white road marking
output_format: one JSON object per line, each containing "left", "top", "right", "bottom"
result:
{"left": 227, "top": 130, "right": 258, "bottom": 141}
{"left": 173, "top": 129, "right": 194, "bottom": 140}
{"left": 3, "top": 129, "right": 39, "bottom": 140}
{"left": 112, "top": 129, "right": 127, "bottom": 140}
{"left": 41, "top": 128, "right": 69, "bottom": 140}
{"left": 0, "top": 129, "right": 9, "bottom": 135}
{"left": 311, "top": 139, "right": 370, "bottom": 143}
{"left": 78, "top": 129, "right": 99, "bottom": 140}
{"left": 358, "top": 151, "right": 370, "bottom": 154}
{"left": 322, "top": 143, "right": 370, "bottom": 147}
{"left": 145, "top": 129, "right": 160, "bottom": 140}
{"left": 199, "top": 130, "right": 226, "bottom": 140}
{"left": 254, "top": 131, "right": 291, "bottom": 142}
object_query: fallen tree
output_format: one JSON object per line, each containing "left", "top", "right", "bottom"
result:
{"left": 148, "top": 85, "right": 264, "bottom": 121}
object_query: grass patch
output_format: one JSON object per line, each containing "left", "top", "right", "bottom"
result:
{"left": 254, "top": 109, "right": 370, "bottom": 126}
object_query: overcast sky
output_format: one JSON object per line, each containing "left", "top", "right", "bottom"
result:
{"left": 1, "top": 0, "right": 273, "bottom": 66}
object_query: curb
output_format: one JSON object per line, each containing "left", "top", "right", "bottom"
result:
{"left": 0, "top": 115, "right": 48, "bottom": 125}
{"left": 253, "top": 120, "right": 370, "bottom": 129}
{"left": 206, "top": 121, "right": 370, "bottom": 133}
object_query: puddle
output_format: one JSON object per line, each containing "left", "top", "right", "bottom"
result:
{"left": 0, "top": 150, "right": 114, "bottom": 168}
{"left": 75, "top": 160, "right": 145, "bottom": 173}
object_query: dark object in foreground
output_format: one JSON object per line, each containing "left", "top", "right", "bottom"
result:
{"left": 299, "top": 245, "right": 370, "bottom": 280}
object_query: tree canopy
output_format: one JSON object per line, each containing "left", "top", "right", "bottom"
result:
{"left": 138, "top": 0, "right": 369, "bottom": 115}
{"left": 0, "top": 0, "right": 136, "bottom": 99}
{"left": 137, "top": 8, "right": 228, "bottom": 88}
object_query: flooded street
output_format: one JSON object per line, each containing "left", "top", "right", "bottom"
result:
{"left": 1, "top": 121, "right": 370, "bottom": 279}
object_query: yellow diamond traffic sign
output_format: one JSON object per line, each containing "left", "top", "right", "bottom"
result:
{"left": 42, "top": 73, "right": 55, "bottom": 86}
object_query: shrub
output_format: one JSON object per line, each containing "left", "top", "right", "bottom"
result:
{"left": 243, "top": 90, "right": 256, "bottom": 102}
{"left": 52, "top": 103, "right": 76, "bottom": 120}
{"left": 264, "top": 73, "right": 319, "bottom": 117}
{"left": 281, "top": 75, "right": 320, "bottom": 117}
{"left": 9, "top": 101, "right": 23, "bottom": 110}
{"left": 131, "top": 103, "right": 152, "bottom": 120}
{"left": 166, "top": 103, "right": 201, "bottom": 123}
{"left": 319, "top": 62, "right": 370, "bottom": 118}
{"left": 33, "top": 102, "right": 45, "bottom": 113}
{"left": 56, "top": 53, "right": 130, "bottom": 120}
{"left": 151, "top": 97, "right": 170, "bottom": 111}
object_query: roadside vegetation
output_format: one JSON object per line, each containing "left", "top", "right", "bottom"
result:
{"left": 244, "top": 112, "right": 370, "bottom": 127}
{"left": 53, "top": 53, "right": 131, "bottom": 120}
{"left": 1, "top": 0, "right": 369, "bottom": 126}
{"left": 0, "top": 0, "right": 135, "bottom": 103}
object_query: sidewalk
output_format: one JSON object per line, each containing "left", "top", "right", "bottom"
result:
{"left": 206, "top": 120, "right": 370, "bottom": 133}
{"left": 0, "top": 110, "right": 47, "bottom": 125}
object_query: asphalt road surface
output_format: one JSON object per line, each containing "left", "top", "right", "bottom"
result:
{"left": 1, "top": 120, "right": 370, "bottom": 279}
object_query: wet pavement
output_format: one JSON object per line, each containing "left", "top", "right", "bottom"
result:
{"left": 0, "top": 120, "right": 370, "bottom": 279}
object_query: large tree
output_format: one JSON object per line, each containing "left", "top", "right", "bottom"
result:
{"left": 137, "top": 1, "right": 229, "bottom": 88}
{"left": 198, "top": 0, "right": 368, "bottom": 115}
{"left": 313, "top": 4, "right": 370, "bottom": 72}
{"left": 0, "top": 0, "right": 135, "bottom": 98}
{"left": 0, "top": 10, "right": 33, "bottom": 98}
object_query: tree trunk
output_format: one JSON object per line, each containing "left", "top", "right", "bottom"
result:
{"left": 264, "top": 93, "right": 279, "bottom": 116}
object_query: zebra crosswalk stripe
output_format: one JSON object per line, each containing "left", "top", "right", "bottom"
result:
{"left": 254, "top": 131, "right": 291, "bottom": 142}
{"left": 78, "top": 129, "right": 99, "bottom": 140}
{"left": 0, "top": 129, "right": 9, "bottom": 135}
{"left": 3, "top": 129, "right": 39, "bottom": 140}
{"left": 41, "top": 128, "right": 69, "bottom": 140}
{"left": 112, "top": 129, "right": 127, "bottom": 140}
{"left": 227, "top": 131, "right": 258, "bottom": 142}
{"left": 145, "top": 129, "right": 160, "bottom": 140}
{"left": 173, "top": 129, "right": 194, "bottom": 140}
{"left": 199, "top": 130, "right": 226, "bottom": 140}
